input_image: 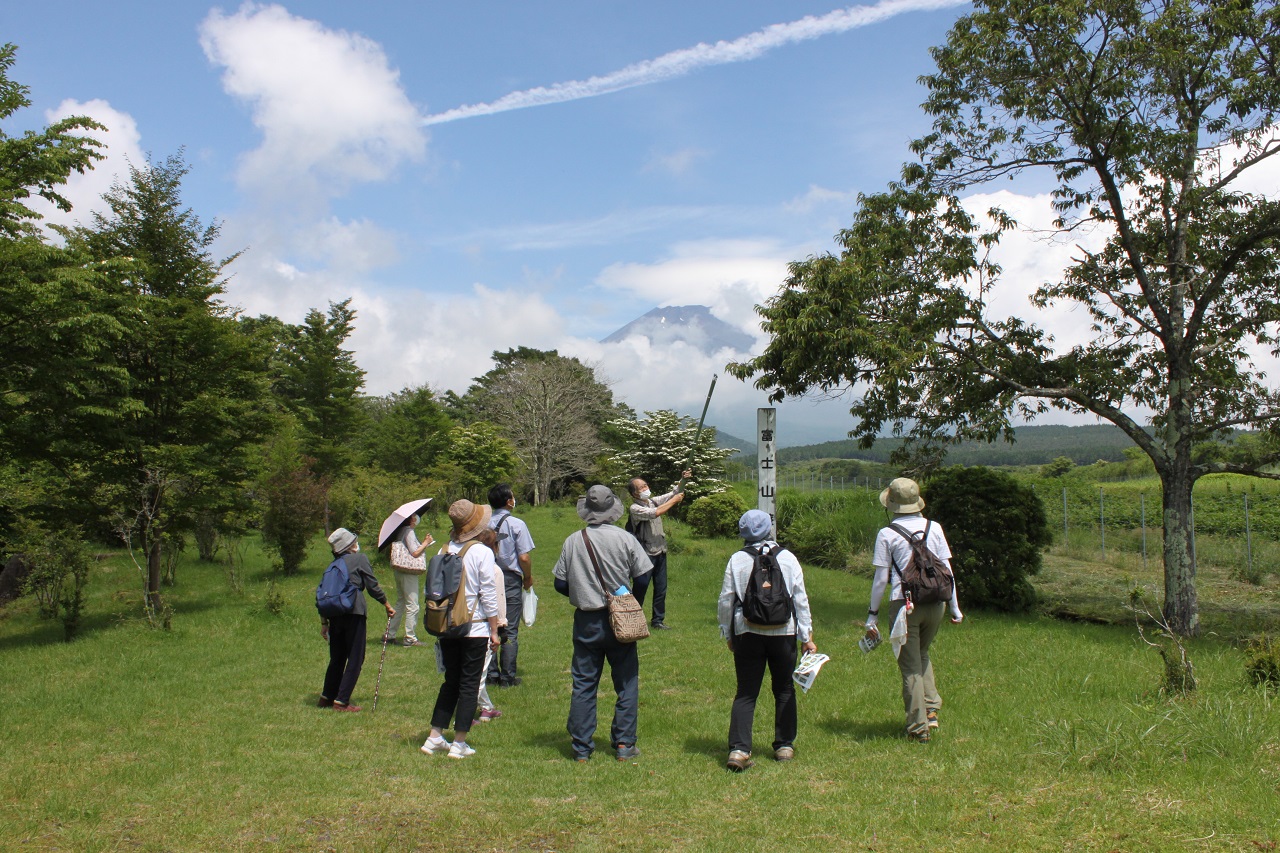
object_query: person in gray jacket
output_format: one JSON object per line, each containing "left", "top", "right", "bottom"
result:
{"left": 319, "top": 528, "right": 394, "bottom": 712}
{"left": 717, "top": 510, "right": 816, "bottom": 771}
{"left": 553, "top": 485, "right": 653, "bottom": 762}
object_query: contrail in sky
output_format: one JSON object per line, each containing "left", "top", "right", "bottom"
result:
{"left": 420, "top": 0, "right": 968, "bottom": 126}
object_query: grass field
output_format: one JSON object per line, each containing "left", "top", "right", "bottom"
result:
{"left": 2, "top": 504, "right": 1279, "bottom": 851}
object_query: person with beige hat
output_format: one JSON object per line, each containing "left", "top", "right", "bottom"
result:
{"left": 420, "top": 499, "right": 502, "bottom": 760}
{"left": 865, "top": 478, "right": 963, "bottom": 743}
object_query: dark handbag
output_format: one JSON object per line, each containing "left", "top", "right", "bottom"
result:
{"left": 581, "top": 530, "right": 649, "bottom": 643}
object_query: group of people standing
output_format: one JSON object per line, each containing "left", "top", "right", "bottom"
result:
{"left": 319, "top": 472, "right": 963, "bottom": 768}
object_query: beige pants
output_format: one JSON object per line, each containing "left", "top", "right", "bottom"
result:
{"left": 889, "top": 599, "right": 945, "bottom": 736}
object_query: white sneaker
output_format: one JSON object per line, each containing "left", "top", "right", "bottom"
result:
{"left": 420, "top": 737, "right": 450, "bottom": 755}
{"left": 448, "top": 741, "right": 476, "bottom": 759}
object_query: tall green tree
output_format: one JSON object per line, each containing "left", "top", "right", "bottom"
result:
{"left": 276, "top": 299, "right": 367, "bottom": 479}
{"left": 357, "top": 385, "right": 453, "bottom": 476}
{"left": 460, "top": 348, "right": 619, "bottom": 504}
{"left": 66, "top": 153, "right": 270, "bottom": 613}
{"left": 0, "top": 43, "right": 120, "bottom": 541}
{"left": 731, "top": 0, "right": 1280, "bottom": 635}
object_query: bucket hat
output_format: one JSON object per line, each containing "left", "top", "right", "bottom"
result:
{"left": 880, "top": 477, "right": 925, "bottom": 514}
{"left": 738, "top": 509, "right": 773, "bottom": 543}
{"left": 577, "top": 485, "right": 625, "bottom": 525}
{"left": 448, "top": 499, "right": 491, "bottom": 542}
{"left": 328, "top": 527, "right": 357, "bottom": 554}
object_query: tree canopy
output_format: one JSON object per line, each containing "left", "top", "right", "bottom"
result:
{"left": 730, "top": 0, "right": 1280, "bottom": 634}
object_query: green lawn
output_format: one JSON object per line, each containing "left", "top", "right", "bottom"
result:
{"left": 1, "top": 507, "right": 1278, "bottom": 851}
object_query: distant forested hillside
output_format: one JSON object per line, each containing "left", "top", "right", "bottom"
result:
{"left": 764, "top": 425, "right": 1143, "bottom": 467}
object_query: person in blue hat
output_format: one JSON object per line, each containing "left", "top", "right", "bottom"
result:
{"left": 717, "top": 509, "right": 816, "bottom": 772}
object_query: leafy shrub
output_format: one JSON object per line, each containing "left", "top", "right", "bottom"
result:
{"left": 925, "top": 466, "right": 1051, "bottom": 612}
{"left": 264, "top": 578, "right": 286, "bottom": 615}
{"left": 686, "top": 489, "right": 748, "bottom": 538}
{"left": 1244, "top": 634, "right": 1280, "bottom": 690}
{"left": 775, "top": 491, "right": 883, "bottom": 571}
{"left": 14, "top": 518, "right": 92, "bottom": 640}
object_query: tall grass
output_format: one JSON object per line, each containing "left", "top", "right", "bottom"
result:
{"left": 0, "top": 506, "right": 1277, "bottom": 851}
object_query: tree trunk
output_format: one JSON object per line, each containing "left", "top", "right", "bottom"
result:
{"left": 1159, "top": 466, "right": 1199, "bottom": 636}
{"left": 146, "top": 536, "right": 163, "bottom": 613}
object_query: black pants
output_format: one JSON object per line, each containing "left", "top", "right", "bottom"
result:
{"left": 487, "top": 569, "right": 524, "bottom": 683}
{"left": 431, "top": 636, "right": 488, "bottom": 734}
{"left": 634, "top": 552, "right": 667, "bottom": 625}
{"left": 728, "top": 632, "right": 798, "bottom": 753}
{"left": 323, "top": 613, "right": 366, "bottom": 705}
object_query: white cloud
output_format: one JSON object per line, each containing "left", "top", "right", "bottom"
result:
{"left": 644, "top": 147, "right": 708, "bottom": 177}
{"left": 199, "top": 3, "right": 427, "bottom": 202}
{"left": 960, "top": 189, "right": 1110, "bottom": 352}
{"left": 420, "top": 0, "right": 971, "bottom": 125}
{"left": 30, "top": 99, "right": 144, "bottom": 230}
{"left": 596, "top": 239, "right": 793, "bottom": 333}
{"left": 783, "top": 184, "right": 856, "bottom": 214}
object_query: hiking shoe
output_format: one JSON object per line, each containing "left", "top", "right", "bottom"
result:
{"left": 447, "top": 741, "right": 476, "bottom": 759}
{"left": 402, "top": 637, "right": 423, "bottom": 647}
{"left": 615, "top": 744, "right": 641, "bottom": 761}
{"left": 420, "top": 737, "right": 450, "bottom": 755}
{"left": 477, "top": 708, "right": 503, "bottom": 722}
{"left": 774, "top": 746, "right": 795, "bottom": 762}
{"left": 317, "top": 696, "right": 334, "bottom": 708}
{"left": 332, "top": 702, "right": 362, "bottom": 712}
{"left": 907, "top": 731, "right": 931, "bottom": 743}
{"left": 650, "top": 622, "right": 672, "bottom": 630}
{"left": 927, "top": 710, "right": 939, "bottom": 729}
{"left": 726, "top": 750, "right": 754, "bottom": 772}
{"left": 497, "top": 676, "right": 523, "bottom": 687}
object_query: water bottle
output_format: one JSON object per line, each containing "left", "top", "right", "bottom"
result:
{"left": 858, "top": 632, "right": 882, "bottom": 654}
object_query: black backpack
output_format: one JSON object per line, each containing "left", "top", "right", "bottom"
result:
{"left": 315, "top": 555, "right": 358, "bottom": 618}
{"left": 423, "top": 542, "right": 477, "bottom": 639}
{"left": 739, "top": 544, "right": 794, "bottom": 627}
{"left": 888, "top": 520, "right": 955, "bottom": 605}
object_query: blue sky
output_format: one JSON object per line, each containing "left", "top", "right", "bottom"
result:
{"left": 8, "top": 0, "right": 1132, "bottom": 445}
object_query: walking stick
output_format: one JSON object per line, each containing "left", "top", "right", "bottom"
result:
{"left": 372, "top": 613, "right": 392, "bottom": 712}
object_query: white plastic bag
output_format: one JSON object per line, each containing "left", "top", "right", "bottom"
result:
{"left": 522, "top": 587, "right": 539, "bottom": 627}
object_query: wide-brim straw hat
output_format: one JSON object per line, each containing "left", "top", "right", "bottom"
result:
{"left": 577, "top": 485, "right": 625, "bottom": 525}
{"left": 448, "top": 499, "right": 492, "bottom": 542}
{"left": 880, "top": 477, "right": 925, "bottom": 514}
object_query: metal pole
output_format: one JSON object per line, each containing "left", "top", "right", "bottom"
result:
{"left": 1140, "top": 493, "right": 1147, "bottom": 571}
{"left": 1099, "top": 487, "right": 1106, "bottom": 559}
{"left": 1063, "top": 486, "right": 1069, "bottom": 546}
{"left": 1245, "top": 492, "right": 1253, "bottom": 580}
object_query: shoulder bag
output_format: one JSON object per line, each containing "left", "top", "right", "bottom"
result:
{"left": 390, "top": 539, "right": 427, "bottom": 574}
{"left": 580, "top": 530, "right": 649, "bottom": 643}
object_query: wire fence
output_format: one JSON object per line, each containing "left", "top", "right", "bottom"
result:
{"left": 727, "top": 469, "right": 1280, "bottom": 581}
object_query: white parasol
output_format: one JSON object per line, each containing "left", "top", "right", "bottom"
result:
{"left": 377, "top": 499, "right": 433, "bottom": 550}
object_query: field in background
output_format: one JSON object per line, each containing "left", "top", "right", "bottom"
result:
{"left": 2, "top": 500, "right": 1279, "bottom": 851}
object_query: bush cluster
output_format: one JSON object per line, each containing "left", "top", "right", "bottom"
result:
{"left": 685, "top": 490, "right": 748, "bottom": 538}
{"left": 775, "top": 491, "right": 882, "bottom": 571}
{"left": 925, "top": 466, "right": 1051, "bottom": 612}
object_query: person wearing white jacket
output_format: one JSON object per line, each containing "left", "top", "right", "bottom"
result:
{"left": 419, "top": 500, "right": 502, "bottom": 760}
{"left": 717, "top": 510, "right": 816, "bottom": 772}
{"left": 865, "top": 478, "right": 963, "bottom": 743}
